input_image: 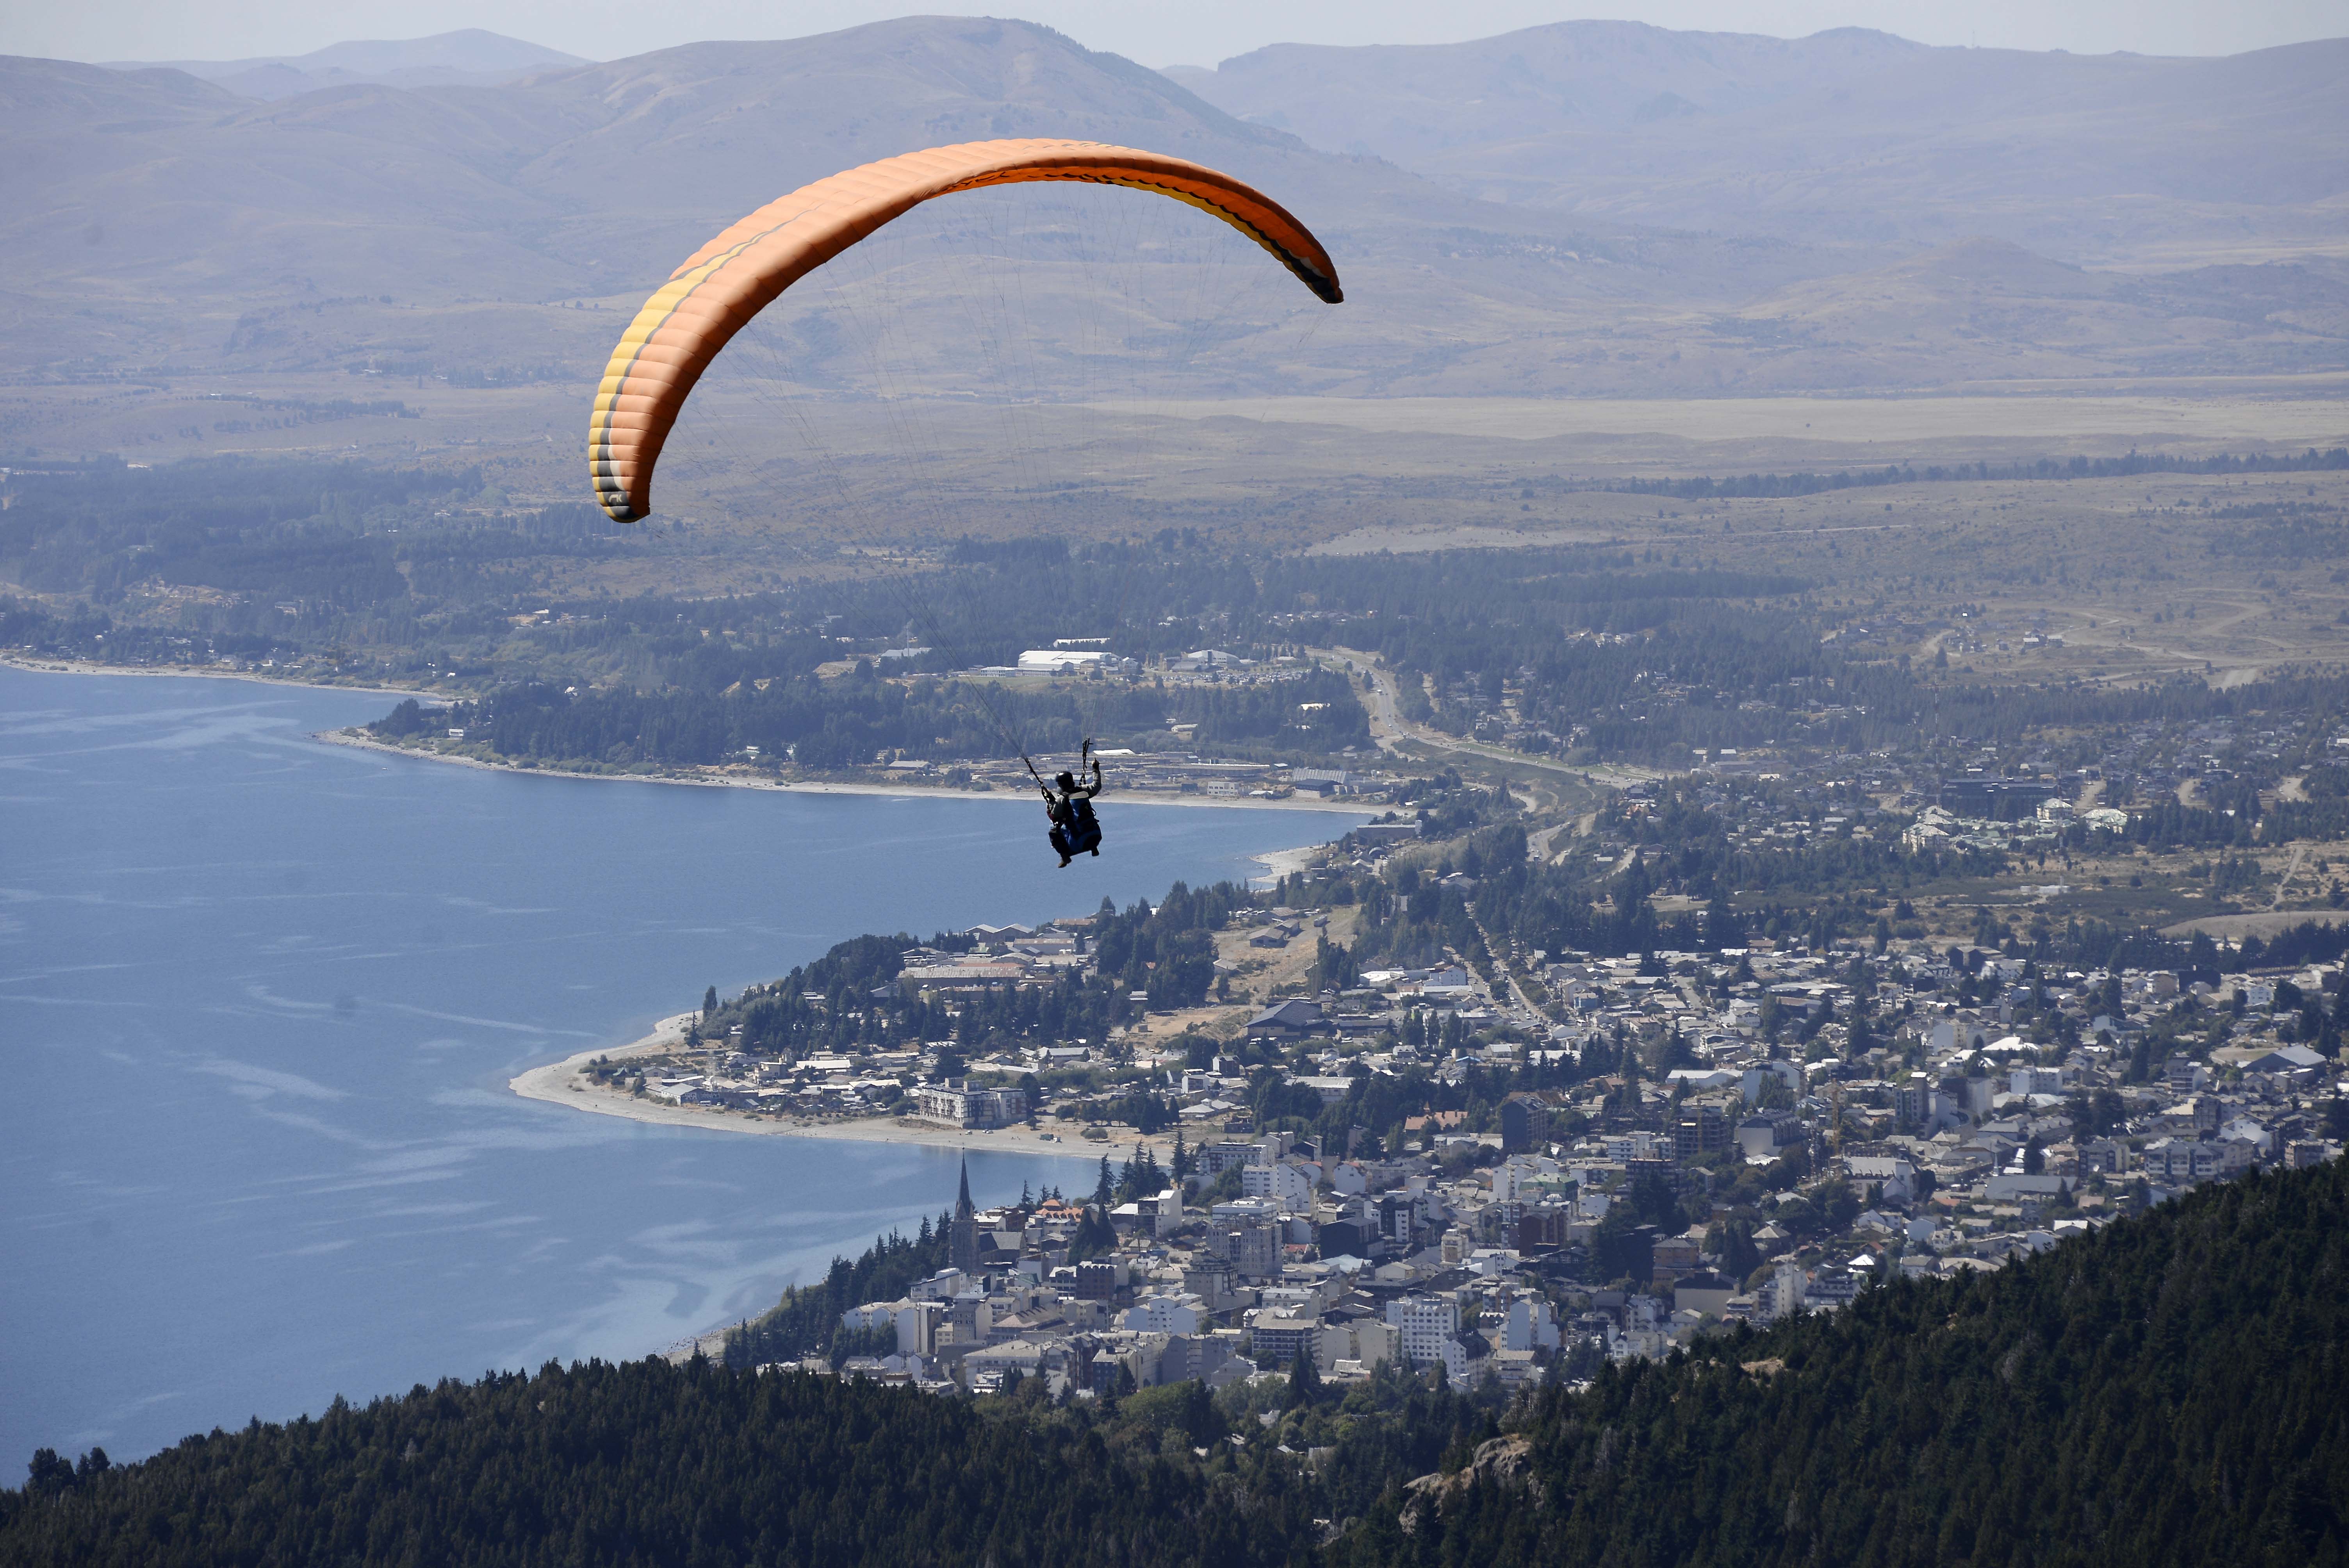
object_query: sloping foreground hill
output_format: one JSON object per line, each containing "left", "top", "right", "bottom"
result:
{"left": 0, "top": 1361, "right": 1328, "bottom": 1568}
{"left": 1334, "top": 1159, "right": 2349, "bottom": 1568}
{"left": 5, "top": 1161, "right": 2347, "bottom": 1567}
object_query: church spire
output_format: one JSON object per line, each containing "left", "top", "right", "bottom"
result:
{"left": 949, "top": 1155, "right": 978, "bottom": 1274}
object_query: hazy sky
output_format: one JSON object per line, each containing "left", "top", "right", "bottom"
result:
{"left": 25, "top": 0, "right": 2343, "bottom": 69}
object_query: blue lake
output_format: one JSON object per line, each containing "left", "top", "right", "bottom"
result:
{"left": 0, "top": 669, "right": 1354, "bottom": 1462}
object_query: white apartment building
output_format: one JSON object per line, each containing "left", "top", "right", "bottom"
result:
{"left": 1505, "top": 1295, "right": 1561, "bottom": 1352}
{"left": 1240, "top": 1161, "right": 1315, "bottom": 1209}
{"left": 1386, "top": 1294, "right": 1460, "bottom": 1368}
{"left": 912, "top": 1080, "right": 1028, "bottom": 1128}
{"left": 1121, "top": 1294, "right": 1203, "bottom": 1336}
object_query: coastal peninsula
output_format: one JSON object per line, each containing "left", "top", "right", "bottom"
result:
{"left": 326, "top": 723, "right": 1385, "bottom": 816}
{"left": 502, "top": 803, "right": 1466, "bottom": 1163}
{"left": 511, "top": 1013, "right": 1145, "bottom": 1161}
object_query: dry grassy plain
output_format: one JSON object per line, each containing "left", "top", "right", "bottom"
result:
{"left": 9, "top": 365, "right": 2345, "bottom": 680}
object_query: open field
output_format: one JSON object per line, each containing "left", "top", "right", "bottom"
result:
{"left": 11, "top": 368, "right": 2347, "bottom": 745}
{"left": 12, "top": 374, "right": 2343, "bottom": 488}
{"left": 1314, "top": 463, "right": 2349, "bottom": 688}
{"left": 1109, "top": 388, "right": 2349, "bottom": 452}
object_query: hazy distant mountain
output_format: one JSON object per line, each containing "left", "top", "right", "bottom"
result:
{"left": 2, "top": 15, "right": 2342, "bottom": 398}
{"left": 105, "top": 29, "right": 585, "bottom": 100}
{"left": 1163, "top": 24, "right": 1922, "bottom": 158}
{"left": 1, "top": 18, "right": 1826, "bottom": 385}
{"left": 1166, "top": 23, "right": 2349, "bottom": 268}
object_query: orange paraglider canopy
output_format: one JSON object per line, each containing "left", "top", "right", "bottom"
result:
{"left": 587, "top": 138, "right": 1343, "bottom": 523}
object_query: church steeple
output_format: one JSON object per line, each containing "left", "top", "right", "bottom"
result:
{"left": 949, "top": 1155, "right": 978, "bottom": 1274}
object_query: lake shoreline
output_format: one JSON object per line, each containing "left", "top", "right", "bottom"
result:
{"left": 12, "top": 660, "right": 1319, "bottom": 1156}
{"left": 511, "top": 1017, "right": 1178, "bottom": 1164}
{"left": 0, "top": 652, "right": 418, "bottom": 700}
{"left": 15, "top": 658, "right": 1315, "bottom": 1153}
{"left": 320, "top": 726, "right": 1386, "bottom": 815}
{"left": 5, "top": 654, "right": 1388, "bottom": 817}
{"left": 4, "top": 664, "right": 1336, "bottom": 1462}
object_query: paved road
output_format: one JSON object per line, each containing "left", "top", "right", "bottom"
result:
{"left": 1463, "top": 902, "right": 1552, "bottom": 1028}
{"left": 1315, "top": 646, "right": 1666, "bottom": 791}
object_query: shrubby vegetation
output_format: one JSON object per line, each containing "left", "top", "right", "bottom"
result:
{"left": 1597, "top": 445, "right": 2349, "bottom": 501}
{"left": 0, "top": 456, "right": 630, "bottom": 675}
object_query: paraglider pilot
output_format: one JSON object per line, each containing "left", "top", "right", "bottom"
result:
{"left": 1032, "top": 741, "right": 1104, "bottom": 867}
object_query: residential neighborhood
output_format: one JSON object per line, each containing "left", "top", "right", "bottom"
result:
{"left": 724, "top": 895, "right": 2345, "bottom": 1401}
{"left": 606, "top": 691, "right": 2349, "bottom": 1406}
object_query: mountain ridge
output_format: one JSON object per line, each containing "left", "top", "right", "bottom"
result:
{"left": 1, "top": 15, "right": 2342, "bottom": 402}
{"left": 1164, "top": 23, "right": 2349, "bottom": 267}
{"left": 103, "top": 29, "right": 588, "bottom": 101}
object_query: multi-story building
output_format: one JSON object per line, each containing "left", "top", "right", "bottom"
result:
{"left": 2143, "top": 1137, "right": 2222, "bottom": 1183}
{"left": 1123, "top": 1294, "right": 1202, "bottom": 1336}
{"left": 1196, "top": 1140, "right": 1257, "bottom": 1179}
{"left": 1386, "top": 1294, "right": 1460, "bottom": 1368}
{"left": 1376, "top": 1192, "right": 1421, "bottom": 1252}
{"left": 1504, "top": 1295, "right": 1561, "bottom": 1351}
{"left": 1735, "top": 1110, "right": 1802, "bottom": 1160}
{"left": 1211, "top": 1221, "right": 1280, "bottom": 1279}
{"left": 1501, "top": 1093, "right": 1552, "bottom": 1155}
{"left": 1249, "top": 1312, "right": 1320, "bottom": 1372}
{"left": 1770, "top": 1262, "right": 1808, "bottom": 1320}
{"left": 1650, "top": 1233, "right": 1702, "bottom": 1283}
{"left": 1515, "top": 1205, "right": 1574, "bottom": 1252}
{"left": 1673, "top": 1103, "right": 1728, "bottom": 1162}
{"left": 2079, "top": 1138, "right": 2127, "bottom": 1175}
{"left": 1240, "top": 1161, "right": 1315, "bottom": 1209}
{"left": 913, "top": 1080, "right": 1028, "bottom": 1128}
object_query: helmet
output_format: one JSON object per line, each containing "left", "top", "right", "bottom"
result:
{"left": 1055, "top": 772, "right": 1076, "bottom": 790}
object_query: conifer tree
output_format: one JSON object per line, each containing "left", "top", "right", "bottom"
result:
{"left": 1286, "top": 1347, "right": 1322, "bottom": 1408}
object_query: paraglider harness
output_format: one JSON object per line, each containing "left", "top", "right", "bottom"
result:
{"left": 1029, "top": 740, "right": 1103, "bottom": 866}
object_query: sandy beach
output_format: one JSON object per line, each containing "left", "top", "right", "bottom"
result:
{"left": 519, "top": 1015, "right": 1171, "bottom": 1367}
{"left": 2, "top": 652, "right": 418, "bottom": 701}
{"left": 321, "top": 725, "right": 1385, "bottom": 816}
{"left": 511, "top": 1015, "right": 1180, "bottom": 1163}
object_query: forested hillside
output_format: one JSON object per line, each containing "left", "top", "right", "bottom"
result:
{"left": 1335, "top": 1158, "right": 2349, "bottom": 1568}
{"left": 0, "top": 1360, "right": 1326, "bottom": 1568}
{"left": 9, "top": 1160, "right": 2347, "bottom": 1567}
